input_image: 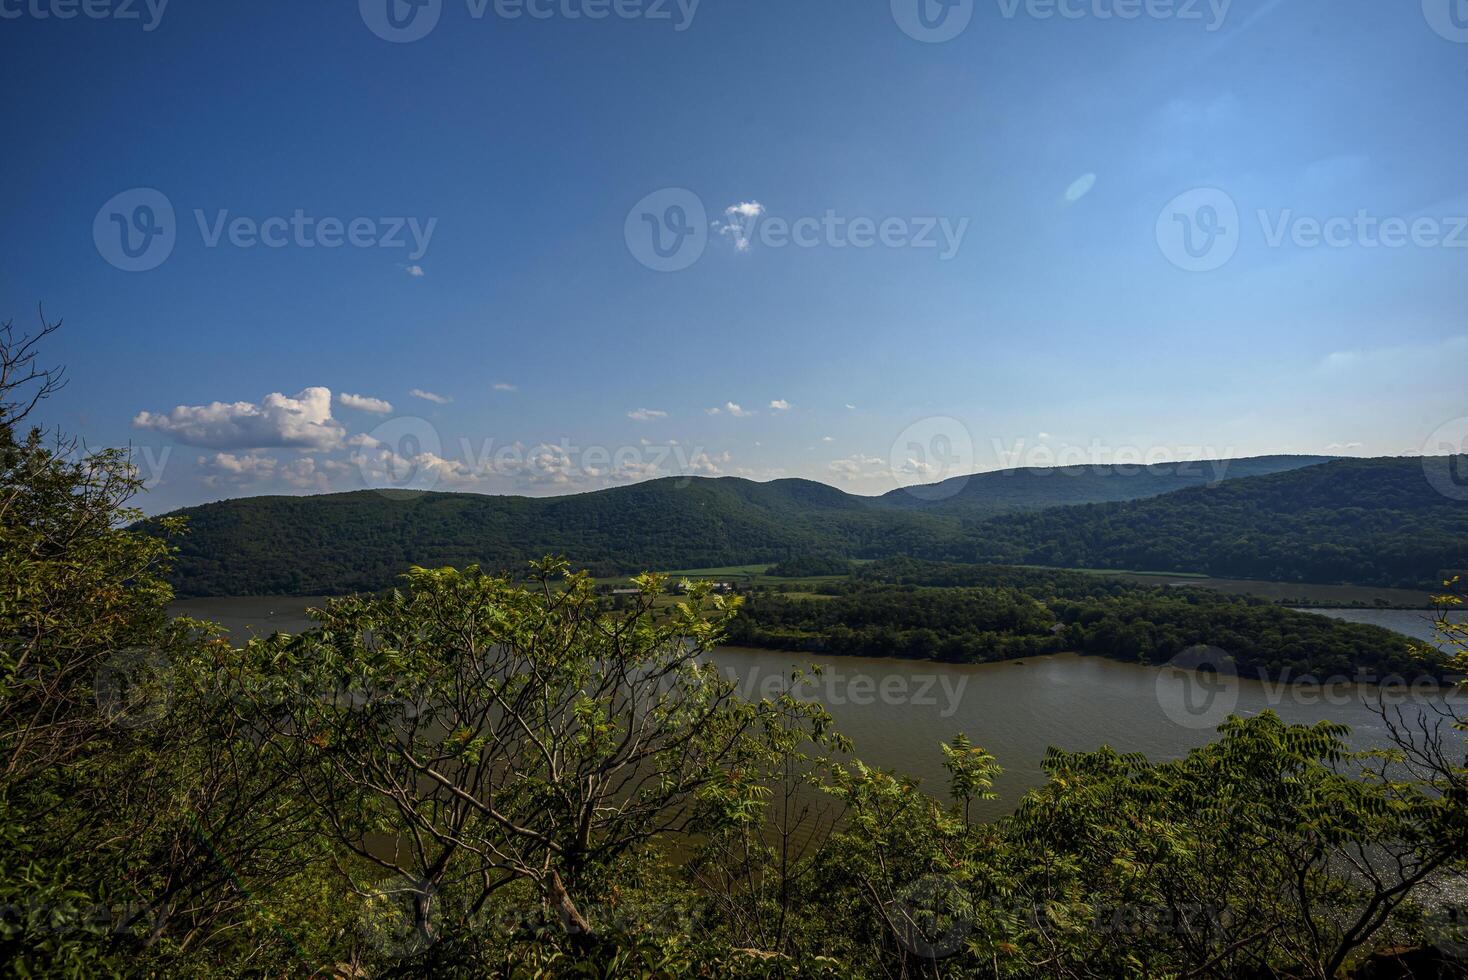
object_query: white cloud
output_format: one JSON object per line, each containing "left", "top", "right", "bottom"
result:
{"left": 845, "top": 403, "right": 857, "bottom": 411}
{"left": 1039, "top": 431, "right": 1051, "bottom": 440}
{"left": 686, "top": 450, "right": 731, "bottom": 476}
{"left": 828, "top": 454, "right": 888, "bottom": 479}
{"left": 714, "top": 201, "right": 765, "bottom": 252}
{"left": 627, "top": 408, "right": 668, "bottom": 422}
{"left": 493, "top": 382, "right": 518, "bottom": 392}
{"left": 410, "top": 389, "right": 452, "bottom": 405}
{"left": 821, "top": 435, "right": 834, "bottom": 443}
{"left": 405, "top": 265, "right": 425, "bottom": 277}
{"left": 338, "top": 392, "right": 394, "bottom": 415}
{"left": 134, "top": 387, "right": 345, "bottom": 451}
{"left": 769, "top": 399, "right": 791, "bottom": 411}
{"left": 708, "top": 401, "right": 754, "bottom": 418}
{"left": 200, "top": 451, "right": 277, "bottom": 483}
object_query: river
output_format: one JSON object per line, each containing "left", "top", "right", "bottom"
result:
{"left": 170, "top": 597, "right": 1465, "bottom": 820}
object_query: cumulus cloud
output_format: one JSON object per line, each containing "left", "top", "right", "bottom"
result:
{"left": 410, "top": 389, "right": 452, "bottom": 405}
{"left": 715, "top": 201, "right": 765, "bottom": 252}
{"left": 845, "top": 403, "right": 857, "bottom": 411}
{"left": 405, "top": 265, "right": 425, "bottom": 277}
{"left": 708, "top": 401, "right": 754, "bottom": 417}
{"left": 198, "top": 452, "right": 328, "bottom": 491}
{"left": 769, "top": 399, "right": 791, "bottom": 411}
{"left": 627, "top": 408, "right": 668, "bottom": 422}
{"left": 821, "top": 435, "right": 834, "bottom": 443}
{"left": 828, "top": 454, "right": 888, "bottom": 479}
{"left": 134, "top": 387, "right": 345, "bottom": 451}
{"left": 338, "top": 392, "right": 394, "bottom": 415}
{"left": 686, "top": 450, "right": 731, "bottom": 476}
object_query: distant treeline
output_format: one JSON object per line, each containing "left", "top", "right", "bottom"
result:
{"left": 730, "top": 559, "right": 1441, "bottom": 681}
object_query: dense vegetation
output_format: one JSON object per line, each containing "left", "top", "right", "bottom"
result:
{"left": 765, "top": 553, "right": 854, "bottom": 577}
{"left": 145, "top": 478, "right": 959, "bottom": 596}
{"left": 951, "top": 457, "right": 1468, "bottom": 588}
{"left": 730, "top": 562, "right": 1443, "bottom": 681}
{"left": 149, "top": 456, "right": 1468, "bottom": 596}
{"left": 877, "top": 455, "right": 1332, "bottom": 514}
{"left": 8, "top": 327, "right": 1467, "bottom": 976}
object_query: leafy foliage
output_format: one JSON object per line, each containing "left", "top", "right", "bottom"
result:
{"left": 149, "top": 456, "right": 1468, "bottom": 596}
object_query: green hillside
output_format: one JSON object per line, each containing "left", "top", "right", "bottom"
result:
{"left": 947, "top": 456, "right": 1468, "bottom": 588}
{"left": 877, "top": 454, "right": 1334, "bottom": 514}
{"left": 148, "top": 456, "right": 1468, "bottom": 596}
{"left": 151, "top": 477, "right": 956, "bottom": 596}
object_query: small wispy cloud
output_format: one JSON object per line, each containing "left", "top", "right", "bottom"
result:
{"left": 845, "top": 403, "right": 857, "bottom": 411}
{"left": 1062, "top": 173, "right": 1096, "bottom": 206}
{"left": 707, "top": 401, "right": 754, "bottom": 417}
{"left": 715, "top": 201, "right": 765, "bottom": 252}
{"left": 405, "top": 264, "right": 426, "bottom": 278}
{"left": 627, "top": 408, "right": 668, "bottom": 422}
{"left": 338, "top": 392, "right": 394, "bottom": 415}
{"left": 821, "top": 435, "right": 834, "bottom": 443}
{"left": 493, "top": 382, "right": 518, "bottom": 392}
{"left": 768, "top": 399, "right": 791, "bottom": 411}
{"left": 410, "top": 388, "right": 452, "bottom": 405}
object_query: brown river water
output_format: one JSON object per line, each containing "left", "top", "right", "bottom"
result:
{"left": 171, "top": 597, "right": 1465, "bottom": 821}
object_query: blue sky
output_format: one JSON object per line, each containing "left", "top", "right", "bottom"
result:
{"left": 3, "top": 0, "right": 1466, "bottom": 511}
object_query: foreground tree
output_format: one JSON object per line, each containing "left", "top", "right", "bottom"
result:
{"left": 245, "top": 561, "right": 843, "bottom": 970}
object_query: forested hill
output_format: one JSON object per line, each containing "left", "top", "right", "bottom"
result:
{"left": 148, "top": 456, "right": 1467, "bottom": 596}
{"left": 947, "top": 455, "right": 1468, "bottom": 588}
{"left": 151, "top": 477, "right": 958, "bottom": 596}
{"left": 879, "top": 454, "right": 1333, "bottom": 514}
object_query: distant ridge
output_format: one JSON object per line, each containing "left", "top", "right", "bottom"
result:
{"left": 145, "top": 456, "right": 1467, "bottom": 596}
{"left": 876, "top": 455, "right": 1335, "bottom": 515}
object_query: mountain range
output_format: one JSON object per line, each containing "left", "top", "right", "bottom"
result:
{"left": 146, "top": 455, "right": 1468, "bottom": 596}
